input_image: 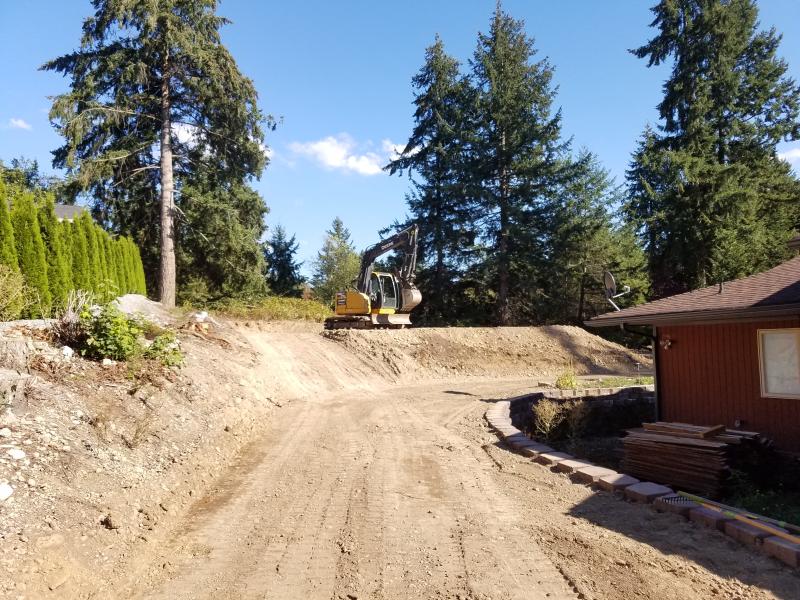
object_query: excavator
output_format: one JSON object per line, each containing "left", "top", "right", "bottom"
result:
{"left": 324, "top": 225, "right": 422, "bottom": 330}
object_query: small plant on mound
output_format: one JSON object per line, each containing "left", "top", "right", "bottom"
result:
{"left": 555, "top": 363, "right": 578, "bottom": 390}
{"left": 532, "top": 398, "right": 566, "bottom": 442}
{"left": 79, "top": 303, "right": 144, "bottom": 360}
{"left": 144, "top": 331, "right": 183, "bottom": 367}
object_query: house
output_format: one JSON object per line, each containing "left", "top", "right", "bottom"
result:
{"left": 587, "top": 251, "right": 800, "bottom": 452}
{"left": 54, "top": 204, "right": 86, "bottom": 223}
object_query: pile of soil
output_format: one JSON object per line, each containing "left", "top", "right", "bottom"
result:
{"left": 324, "top": 325, "right": 650, "bottom": 381}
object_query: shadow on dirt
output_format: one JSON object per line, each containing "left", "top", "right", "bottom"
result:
{"left": 566, "top": 492, "right": 799, "bottom": 598}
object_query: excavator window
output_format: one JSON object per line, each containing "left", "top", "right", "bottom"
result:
{"left": 379, "top": 274, "right": 397, "bottom": 310}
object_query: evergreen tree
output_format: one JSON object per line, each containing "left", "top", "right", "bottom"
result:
{"left": 627, "top": 0, "right": 800, "bottom": 296}
{"left": 387, "top": 36, "right": 477, "bottom": 324}
{"left": 0, "top": 180, "right": 19, "bottom": 271}
{"left": 541, "top": 152, "right": 649, "bottom": 323}
{"left": 37, "top": 195, "right": 72, "bottom": 307}
{"left": 265, "top": 225, "right": 304, "bottom": 296}
{"left": 133, "top": 243, "right": 147, "bottom": 295}
{"left": 311, "top": 218, "right": 361, "bottom": 305}
{"left": 78, "top": 212, "right": 102, "bottom": 292}
{"left": 469, "top": 5, "right": 573, "bottom": 324}
{"left": 177, "top": 175, "right": 268, "bottom": 300}
{"left": 69, "top": 219, "right": 91, "bottom": 292}
{"left": 10, "top": 192, "right": 51, "bottom": 316}
{"left": 44, "top": 0, "right": 269, "bottom": 307}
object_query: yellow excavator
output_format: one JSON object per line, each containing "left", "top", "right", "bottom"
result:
{"left": 324, "top": 225, "right": 422, "bottom": 330}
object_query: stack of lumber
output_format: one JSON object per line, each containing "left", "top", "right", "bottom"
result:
{"left": 622, "top": 422, "right": 765, "bottom": 498}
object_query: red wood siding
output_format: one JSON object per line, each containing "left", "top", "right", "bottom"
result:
{"left": 657, "top": 318, "right": 800, "bottom": 452}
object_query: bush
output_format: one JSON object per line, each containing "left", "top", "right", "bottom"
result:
{"left": 532, "top": 399, "right": 566, "bottom": 441}
{"left": 145, "top": 331, "right": 183, "bottom": 367}
{"left": 79, "top": 304, "right": 144, "bottom": 360}
{"left": 564, "top": 400, "right": 591, "bottom": 441}
{"left": 555, "top": 364, "right": 578, "bottom": 390}
{"left": 0, "top": 264, "right": 28, "bottom": 321}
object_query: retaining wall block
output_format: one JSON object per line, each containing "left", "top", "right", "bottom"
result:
{"left": 595, "top": 473, "right": 640, "bottom": 492}
{"left": 554, "top": 458, "right": 595, "bottom": 474}
{"left": 572, "top": 466, "right": 617, "bottom": 484}
{"left": 724, "top": 520, "right": 779, "bottom": 549}
{"left": 624, "top": 482, "right": 674, "bottom": 503}
{"left": 534, "top": 452, "right": 573, "bottom": 466}
{"left": 519, "top": 443, "right": 553, "bottom": 457}
{"left": 762, "top": 536, "right": 800, "bottom": 568}
{"left": 689, "top": 507, "right": 733, "bottom": 532}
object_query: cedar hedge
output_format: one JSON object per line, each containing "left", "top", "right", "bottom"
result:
{"left": 0, "top": 183, "right": 147, "bottom": 319}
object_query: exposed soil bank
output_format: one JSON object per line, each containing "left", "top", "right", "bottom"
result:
{"left": 5, "top": 321, "right": 793, "bottom": 600}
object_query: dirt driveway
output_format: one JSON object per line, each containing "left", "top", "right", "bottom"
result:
{"left": 115, "top": 378, "right": 797, "bottom": 600}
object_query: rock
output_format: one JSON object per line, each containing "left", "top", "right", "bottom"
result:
{"left": 0, "top": 427, "right": 11, "bottom": 438}
{"left": 102, "top": 358, "right": 117, "bottom": 367}
{"left": 0, "top": 482, "right": 13, "bottom": 502}
{"left": 100, "top": 514, "right": 120, "bottom": 530}
{"left": 6, "top": 448, "right": 26, "bottom": 461}
{"left": 61, "top": 346, "right": 74, "bottom": 360}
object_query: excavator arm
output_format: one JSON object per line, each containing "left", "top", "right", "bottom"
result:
{"left": 355, "top": 225, "right": 419, "bottom": 295}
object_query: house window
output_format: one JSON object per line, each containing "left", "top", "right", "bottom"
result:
{"left": 759, "top": 329, "right": 800, "bottom": 399}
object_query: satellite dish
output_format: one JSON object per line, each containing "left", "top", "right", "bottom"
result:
{"left": 603, "top": 271, "right": 617, "bottom": 299}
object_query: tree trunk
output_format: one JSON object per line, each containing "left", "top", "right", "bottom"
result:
{"left": 496, "top": 131, "right": 511, "bottom": 325}
{"left": 159, "top": 50, "right": 176, "bottom": 308}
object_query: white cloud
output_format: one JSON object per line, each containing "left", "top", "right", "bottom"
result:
{"left": 779, "top": 146, "right": 800, "bottom": 169}
{"left": 289, "top": 134, "right": 404, "bottom": 176}
{"left": 9, "top": 118, "right": 31, "bottom": 130}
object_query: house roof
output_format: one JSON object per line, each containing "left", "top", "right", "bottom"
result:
{"left": 586, "top": 256, "right": 800, "bottom": 327}
{"left": 53, "top": 204, "right": 86, "bottom": 221}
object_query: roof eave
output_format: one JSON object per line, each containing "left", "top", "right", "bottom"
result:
{"left": 585, "top": 303, "right": 800, "bottom": 328}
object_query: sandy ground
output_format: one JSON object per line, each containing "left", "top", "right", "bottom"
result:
{"left": 1, "top": 321, "right": 797, "bottom": 599}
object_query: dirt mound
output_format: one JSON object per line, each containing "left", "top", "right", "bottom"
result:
{"left": 323, "top": 325, "right": 649, "bottom": 381}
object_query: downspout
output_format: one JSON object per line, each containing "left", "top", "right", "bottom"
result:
{"left": 621, "top": 323, "right": 660, "bottom": 422}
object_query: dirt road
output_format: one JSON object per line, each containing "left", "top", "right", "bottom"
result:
{"left": 108, "top": 328, "right": 796, "bottom": 600}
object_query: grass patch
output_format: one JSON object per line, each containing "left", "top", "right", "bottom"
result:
{"left": 723, "top": 468, "right": 800, "bottom": 527}
{"left": 212, "top": 296, "right": 332, "bottom": 322}
{"left": 579, "top": 375, "right": 653, "bottom": 388}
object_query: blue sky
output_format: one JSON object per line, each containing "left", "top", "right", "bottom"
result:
{"left": 1, "top": 1, "right": 799, "bottom": 275}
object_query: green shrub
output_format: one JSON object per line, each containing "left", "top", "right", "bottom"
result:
{"left": 79, "top": 303, "right": 143, "bottom": 360}
{"left": 555, "top": 364, "right": 578, "bottom": 390}
{"left": 144, "top": 331, "right": 183, "bottom": 367}
{"left": 0, "top": 264, "right": 29, "bottom": 321}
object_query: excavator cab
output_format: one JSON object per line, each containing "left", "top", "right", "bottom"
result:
{"left": 370, "top": 272, "right": 398, "bottom": 312}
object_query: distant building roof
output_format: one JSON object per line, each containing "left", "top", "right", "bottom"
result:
{"left": 587, "top": 256, "right": 800, "bottom": 327}
{"left": 54, "top": 204, "right": 86, "bottom": 222}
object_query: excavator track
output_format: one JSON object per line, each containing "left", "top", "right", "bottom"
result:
{"left": 324, "top": 314, "right": 411, "bottom": 330}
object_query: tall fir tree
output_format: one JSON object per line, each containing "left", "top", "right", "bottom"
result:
{"left": 627, "top": 0, "right": 800, "bottom": 296}
{"left": 0, "top": 180, "right": 19, "bottom": 271}
{"left": 265, "top": 225, "right": 304, "bottom": 296}
{"left": 469, "top": 5, "right": 573, "bottom": 324}
{"left": 10, "top": 192, "right": 52, "bottom": 316}
{"left": 387, "top": 36, "right": 477, "bottom": 324}
{"left": 311, "top": 218, "right": 361, "bottom": 305}
{"left": 43, "top": 0, "right": 269, "bottom": 307}
{"left": 541, "top": 152, "right": 649, "bottom": 324}
{"left": 37, "top": 195, "right": 73, "bottom": 307}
